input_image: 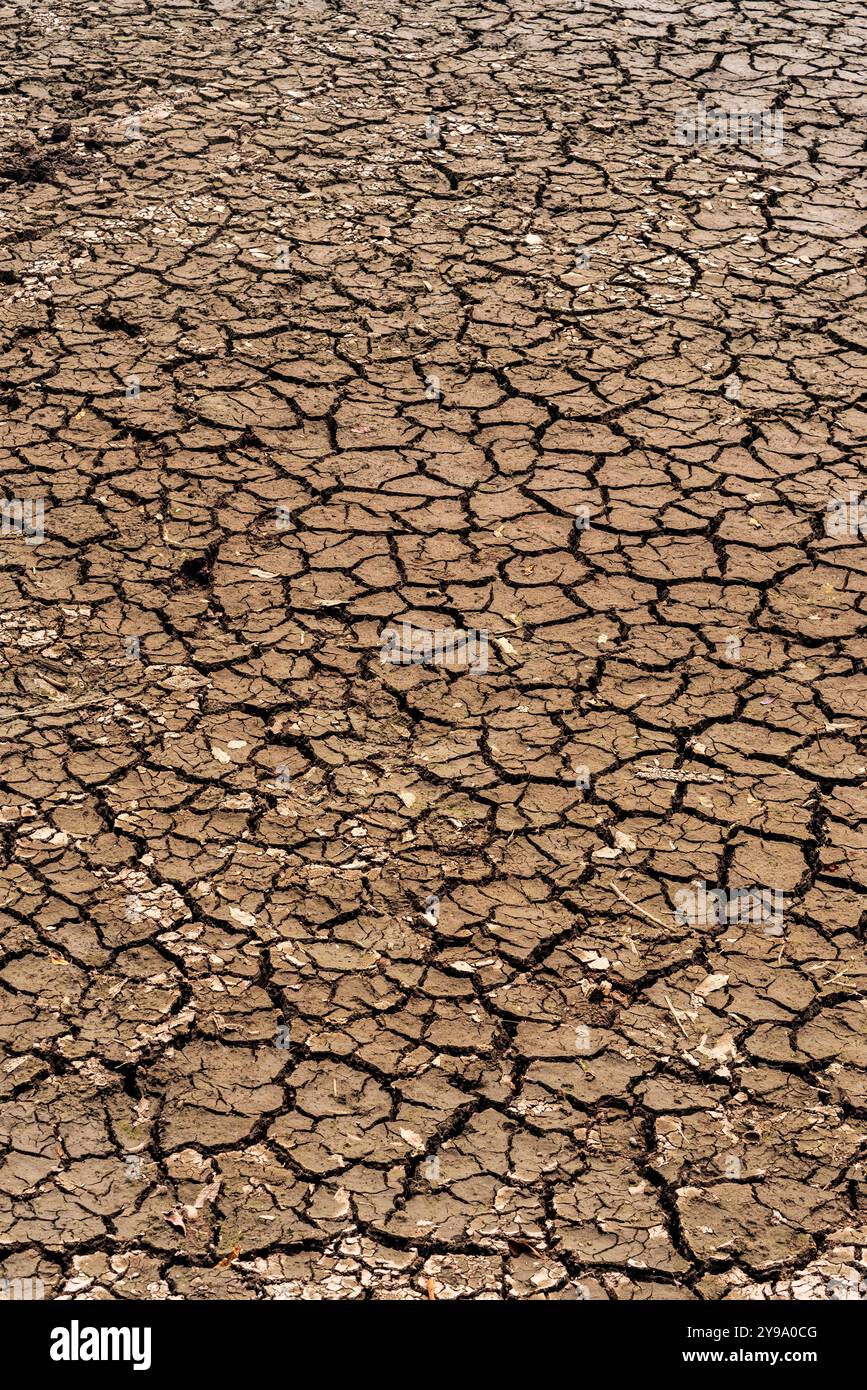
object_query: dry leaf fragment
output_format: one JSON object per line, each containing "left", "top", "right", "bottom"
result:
{"left": 182, "top": 1177, "right": 221, "bottom": 1221}
{"left": 507, "top": 1236, "right": 544, "bottom": 1258}
{"left": 228, "top": 906, "right": 256, "bottom": 927}
{"left": 331, "top": 1187, "right": 351, "bottom": 1218}
{"left": 696, "top": 1033, "right": 737, "bottom": 1062}
{"left": 695, "top": 973, "right": 729, "bottom": 998}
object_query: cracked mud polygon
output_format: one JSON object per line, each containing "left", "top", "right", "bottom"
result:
{"left": 0, "top": 0, "right": 865, "bottom": 1305}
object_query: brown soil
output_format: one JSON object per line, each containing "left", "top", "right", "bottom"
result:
{"left": 0, "top": 0, "right": 864, "bottom": 1301}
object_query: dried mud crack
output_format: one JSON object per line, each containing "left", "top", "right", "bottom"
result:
{"left": 0, "top": 0, "right": 865, "bottom": 1303}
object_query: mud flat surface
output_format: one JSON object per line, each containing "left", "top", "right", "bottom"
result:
{"left": 0, "top": 0, "right": 865, "bottom": 1301}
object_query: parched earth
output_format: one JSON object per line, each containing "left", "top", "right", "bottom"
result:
{"left": 0, "top": 0, "right": 864, "bottom": 1302}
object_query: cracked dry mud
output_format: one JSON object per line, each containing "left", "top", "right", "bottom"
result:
{"left": 0, "top": 0, "right": 865, "bottom": 1305}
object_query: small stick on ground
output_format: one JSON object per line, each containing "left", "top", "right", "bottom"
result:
{"left": 606, "top": 879, "right": 672, "bottom": 931}
{"left": 664, "top": 993, "right": 690, "bottom": 1039}
{"left": 635, "top": 766, "right": 725, "bottom": 784}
